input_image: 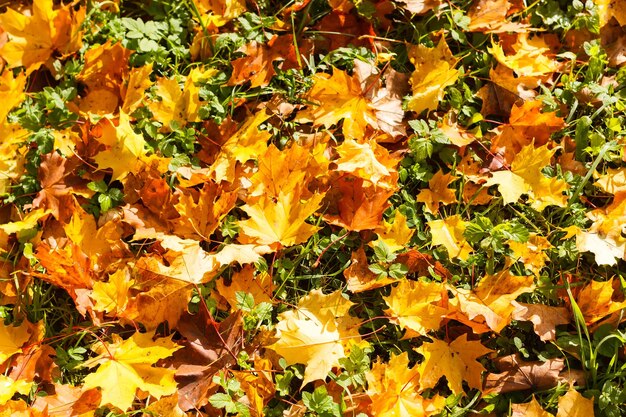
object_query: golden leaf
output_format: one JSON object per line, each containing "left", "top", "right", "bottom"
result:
{"left": 406, "top": 39, "right": 459, "bottom": 114}
{"left": 488, "top": 33, "right": 558, "bottom": 77}
{"left": 417, "top": 334, "right": 493, "bottom": 394}
{"left": 366, "top": 351, "right": 444, "bottom": 417}
{"left": 0, "top": 321, "right": 31, "bottom": 365}
{"left": 383, "top": 279, "right": 449, "bottom": 335}
{"left": 485, "top": 142, "right": 569, "bottom": 210}
{"left": 295, "top": 68, "right": 378, "bottom": 139}
{"left": 82, "top": 331, "right": 182, "bottom": 411}
{"left": 267, "top": 289, "right": 364, "bottom": 386}
{"left": 428, "top": 215, "right": 473, "bottom": 261}
{"left": 556, "top": 387, "right": 595, "bottom": 417}
{"left": 0, "top": 0, "right": 85, "bottom": 73}
{"left": 238, "top": 183, "right": 325, "bottom": 249}
{"left": 416, "top": 170, "right": 458, "bottom": 214}
{"left": 371, "top": 210, "right": 415, "bottom": 252}
{"left": 215, "top": 264, "right": 274, "bottom": 311}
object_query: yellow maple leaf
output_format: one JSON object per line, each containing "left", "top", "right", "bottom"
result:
{"left": 149, "top": 68, "right": 216, "bottom": 129}
{"left": 371, "top": 210, "right": 415, "bottom": 252}
{"left": 576, "top": 231, "right": 625, "bottom": 266}
{"left": 144, "top": 394, "right": 186, "bottom": 417}
{"left": 211, "top": 110, "right": 272, "bottom": 182}
{"left": 238, "top": 183, "right": 325, "bottom": 249}
{"left": 0, "top": 71, "right": 26, "bottom": 125}
{"left": 121, "top": 64, "right": 154, "bottom": 114}
{"left": 193, "top": 0, "right": 247, "bottom": 23}
{"left": 0, "top": 321, "right": 31, "bottom": 364}
{"left": 596, "top": 0, "right": 626, "bottom": 26}
{"left": 488, "top": 33, "right": 558, "bottom": 77}
{"left": 0, "top": 0, "right": 85, "bottom": 73}
{"left": 232, "top": 357, "right": 275, "bottom": 417}
{"left": 383, "top": 279, "right": 449, "bottom": 335}
{"left": 417, "top": 334, "right": 493, "bottom": 394}
{"left": 508, "top": 234, "right": 552, "bottom": 276}
{"left": 82, "top": 331, "right": 182, "bottom": 411}
{"left": 93, "top": 112, "right": 148, "bottom": 181}
{"left": 0, "top": 375, "right": 32, "bottom": 406}
{"left": 485, "top": 143, "right": 568, "bottom": 211}
{"left": 63, "top": 203, "right": 123, "bottom": 268}
{"left": 428, "top": 215, "right": 473, "bottom": 261}
{"left": 267, "top": 289, "right": 364, "bottom": 386}
{"left": 416, "top": 170, "right": 458, "bottom": 214}
{"left": 366, "top": 351, "right": 445, "bottom": 417}
{"left": 90, "top": 268, "right": 134, "bottom": 315}
{"left": 406, "top": 39, "right": 459, "bottom": 115}
{"left": 150, "top": 235, "right": 220, "bottom": 284}
{"left": 246, "top": 142, "right": 329, "bottom": 201}
{"left": 295, "top": 68, "right": 378, "bottom": 139}
{"left": 123, "top": 260, "right": 194, "bottom": 330}
{"left": 0, "top": 208, "right": 50, "bottom": 238}
{"left": 0, "top": 123, "right": 28, "bottom": 196}
{"left": 343, "top": 248, "right": 398, "bottom": 293}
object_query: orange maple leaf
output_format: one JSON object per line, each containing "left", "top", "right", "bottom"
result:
{"left": 0, "top": 0, "right": 85, "bottom": 73}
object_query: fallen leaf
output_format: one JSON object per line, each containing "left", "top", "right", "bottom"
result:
{"left": 0, "top": 70, "right": 26, "bottom": 124}
{"left": 295, "top": 67, "right": 379, "bottom": 139}
{"left": 556, "top": 386, "right": 595, "bottom": 417}
{"left": 417, "top": 334, "right": 493, "bottom": 394}
{"left": 82, "top": 331, "right": 182, "bottom": 411}
{"left": 267, "top": 289, "right": 364, "bottom": 386}
{"left": 383, "top": 279, "right": 449, "bottom": 335}
{"left": 171, "top": 309, "right": 243, "bottom": 411}
{"left": 238, "top": 182, "right": 325, "bottom": 249}
{"left": 406, "top": 39, "right": 459, "bottom": 115}
{"left": 0, "top": 0, "right": 85, "bottom": 73}
{"left": 416, "top": 170, "right": 458, "bottom": 214}
{"left": 93, "top": 112, "right": 149, "bottom": 181}
{"left": 574, "top": 278, "right": 626, "bottom": 326}
{"left": 0, "top": 320, "right": 31, "bottom": 364}
{"left": 366, "top": 351, "right": 445, "bottom": 417}
{"left": 371, "top": 210, "right": 415, "bottom": 252}
{"left": 335, "top": 139, "right": 400, "bottom": 189}
{"left": 324, "top": 175, "right": 395, "bottom": 231}
{"left": 173, "top": 181, "right": 238, "bottom": 241}
{"left": 428, "top": 215, "right": 474, "bottom": 261}
{"left": 511, "top": 302, "right": 570, "bottom": 341}
{"left": 343, "top": 247, "right": 398, "bottom": 293}
{"left": 214, "top": 264, "right": 274, "bottom": 311}
{"left": 0, "top": 375, "right": 32, "bottom": 406}
{"left": 485, "top": 142, "right": 569, "bottom": 211}
{"left": 489, "top": 33, "right": 559, "bottom": 77}
{"left": 511, "top": 396, "right": 555, "bottom": 417}
{"left": 485, "top": 355, "right": 567, "bottom": 393}
{"left": 508, "top": 234, "right": 552, "bottom": 276}
{"left": 228, "top": 34, "right": 312, "bottom": 88}
{"left": 467, "top": 0, "right": 530, "bottom": 33}
{"left": 32, "top": 384, "right": 101, "bottom": 417}
{"left": 90, "top": 268, "right": 134, "bottom": 315}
